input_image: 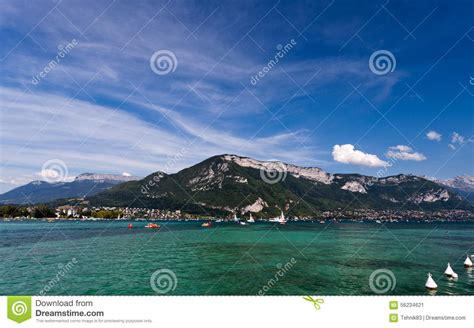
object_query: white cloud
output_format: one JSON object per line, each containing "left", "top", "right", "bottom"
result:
{"left": 448, "top": 144, "right": 456, "bottom": 150}
{"left": 332, "top": 144, "right": 387, "bottom": 167}
{"left": 426, "top": 130, "right": 441, "bottom": 141}
{"left": 386, "top": 145, "right": 426, "bottom": 161}
{"left": 451, "top": 132, "right": 465, "bottom": 144}
{"left": 122, "top": 172, "right": 132, "bottom": 177}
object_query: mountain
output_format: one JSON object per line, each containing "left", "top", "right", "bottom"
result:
{"left": 425, "top": 175, "right": 474, "bottom": 202}
{"left": 0, "top": 173, "right": 140, "bottom": 205}
{"left": 88, "top": 155, "right": 472, "bottom": 216}
{"left": 428, "top": 175, "right": 474, "bottom": 192}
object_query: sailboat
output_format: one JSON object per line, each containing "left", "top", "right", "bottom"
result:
{"left": 278, "top": 211, "right": 287, "bottom": 225}
{"left": 425, "top": 273, "right": 437, "bottom": 290}
{"left": 233, "top": 213, "right": 239, "bottom": 222}
{"left": 247, "top": 213, "right": 255, "bottom": 223}
{"left": 464, "top": 255, "right": 473, "bottom": 268}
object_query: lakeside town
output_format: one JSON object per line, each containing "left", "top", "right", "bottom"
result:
{"left": 1, "top": 204, "right": 473, "bottom": 222}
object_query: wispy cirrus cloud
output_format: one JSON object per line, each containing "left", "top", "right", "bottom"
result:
{"left": 0, "top": 86, "right": 317, "bottom": 191}
{"left": 0, "top": 1, "right": 401, "bottom": 187}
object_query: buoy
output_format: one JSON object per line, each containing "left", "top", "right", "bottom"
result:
{"left": 425, "top": 273, "right": 437, "bottom": 289}
{"left": 444, "top": 263, "right": 454, "bottom": 277}
{"left": 128, "top": 223, "right": 133, "bottom": 229}
{"left": 464, "top": 256, "right": 473, "bottom": 268}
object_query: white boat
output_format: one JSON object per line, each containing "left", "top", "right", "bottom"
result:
{"left": 239, "top": 221, "right": 248, "bottom": 226}
{"left": 444, "top": 263, "right": 455, "bottom": 277}
{"left": 375, "top": 220, "right": 382, "bottom": 224}
{"left": 247, "top": 213, "right": 255, "bottom": 223}
{"left": 278, "top": 211, "right": 287, "bottom": 225}
{"left": 425, "top": 273, "right": 437, "bottom": 289}
{"left": 464, "top": 256, "right": 473, "bottom": 268}
{"left": 233, "top": 213, "right": 239, "bottom": 222}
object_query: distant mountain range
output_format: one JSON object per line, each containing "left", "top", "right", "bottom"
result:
{"left": 87, "top": 155, "right": 473, "bottom": 216}
{"left": 0, "top": 173, "right": 140, "bottom": 205}
{"left": 2, "top": 155, "right": 472, "bottom": 216}
{"left": 424, "top": 175, "right": 474, "bottom": 203}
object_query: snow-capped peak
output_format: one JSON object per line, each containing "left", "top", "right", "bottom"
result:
{"left": 427, "top": 175, "right": 474, "bottom": 192}
{"left": 222, "top": 154, "right": 334, "bottom": 184}
{"left": 74, "top": 173, "right": 140, "bottom": 183}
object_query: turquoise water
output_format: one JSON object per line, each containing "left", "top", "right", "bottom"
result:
{"left": 0, "top": 221, "right": 473, "bottom": 295}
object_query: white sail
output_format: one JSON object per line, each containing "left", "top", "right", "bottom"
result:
{"left": 425, "top": 273, "right": 437, "bottom": 289}
{"left": 444, "top": 263, "right": 454, "bottom": 276}
{"left": 279, "top": 211, "right": 286, "bottom": 223}
{"left": 248, "top": 213, "right": 255, "bottom": 223}
{"left": 233, "top": 213, "right": 239, "bottom": 222}
{"left": 464, "top": 256, "right": 473, "bottom": 267}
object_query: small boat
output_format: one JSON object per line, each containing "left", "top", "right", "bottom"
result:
{"left": 319, "top": 220, "right": 325, "bottom": 224}
{"left": 240, "top": 221, "right": 248, "bottom": 226}
{"left": 375, "top": 220, "right": 382, "bottom": 224}
{"left": 425, "top": 273, "right": 438, "bottom": 290}
{"left": 279, "top": 211, "right": 287, "bottom": 225}
{"left": 201, "top": 221, "right": 212, "bottom": 228}
{"left": 247, "top": 213, "right": 255, "bottom": 223}
{"left": 444, "top": 263, "right": 455, "bottom": 277}
{"left": 145, "top": 223, "right": 160, "bottom": 229}
{"left": 464, "top": 256, "right": 473, "bottom": 268}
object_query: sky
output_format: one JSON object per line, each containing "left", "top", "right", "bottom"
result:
{"left": 0, "top": 0, "right": 473, "bottom": 193}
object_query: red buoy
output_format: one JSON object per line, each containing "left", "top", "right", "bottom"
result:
{"left": 128, "top": 223, "right": 133, "bottom": 229}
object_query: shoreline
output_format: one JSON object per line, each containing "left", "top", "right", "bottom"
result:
{"left": 2, "top": 217, "right": 474, "bottom": 223}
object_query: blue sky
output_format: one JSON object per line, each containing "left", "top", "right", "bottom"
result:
{"left": 0, "top": 0, "right": 473, "bottom": 192}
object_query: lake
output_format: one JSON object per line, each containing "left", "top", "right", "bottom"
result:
{"left": 0, "top": 221, "right": 472, "bottom": 295}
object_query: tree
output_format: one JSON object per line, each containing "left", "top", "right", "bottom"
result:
{"left": 33, "top": 205, "right": 55, "bottom": 218}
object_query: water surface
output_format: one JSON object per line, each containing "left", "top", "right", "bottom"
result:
{"left": 0, "top": 221, "right": 472, "bottom": 295}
